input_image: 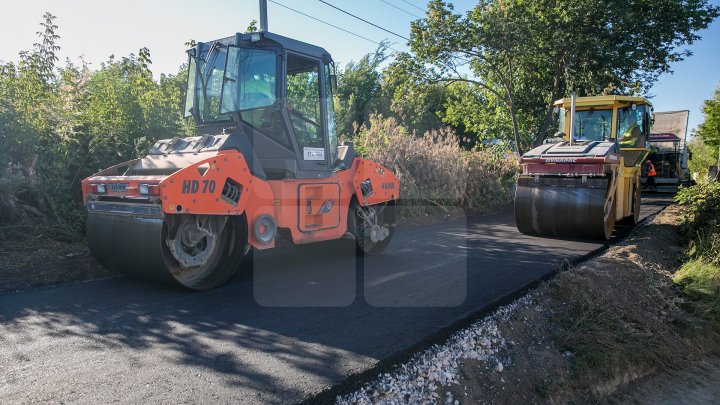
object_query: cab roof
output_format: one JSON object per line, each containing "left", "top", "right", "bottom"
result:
{"left": 553, "top": 95, "right": 652, "bottom": 108}
{"left": 194, "top": 31, "right": 333, "bottom": 62}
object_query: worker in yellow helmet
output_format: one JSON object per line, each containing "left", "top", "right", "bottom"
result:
{"left": 619, "top": 114, "right": 642, "bottom": 147}
{"left": 242, "top": 57, "right": 275, "bottom": 108}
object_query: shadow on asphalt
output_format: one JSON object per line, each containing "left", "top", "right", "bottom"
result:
{"left": 0, "top": 195, "right": 674, "bottom": 402}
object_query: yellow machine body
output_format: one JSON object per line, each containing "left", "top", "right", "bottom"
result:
{"left": 515, "top": 96, "right": 651, "bottom": 240}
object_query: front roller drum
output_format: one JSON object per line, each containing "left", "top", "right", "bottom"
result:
{"left": 515, "top": 176, "right": 616, "bottom": 240}
{"left": 87, "top": 213, "right": 245, "bottom": 290}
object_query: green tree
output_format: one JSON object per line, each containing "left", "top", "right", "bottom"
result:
{"left": 1, "top": 12, "right": 194, "bottom": 235}
{"left": 688, "top": 136, "right": 717, "bottom": 175}
{"left": 697, "top": 85, "right": 720, "bottom": 151}
{"left": 409, "top": 0, "right": 719, "bottom": 153}
{"left": 334, "top": 43, "right": 390, "bottom": 136}
{"left": 380, "top": 52, "right": 447, "bottom": 136}
{"left": 246, "top": 20, "right": 258, "bottom": 33}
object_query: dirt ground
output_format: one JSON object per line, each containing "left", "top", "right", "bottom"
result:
{"left": 608, "top": 355, "right": 720, "bottom": 404}
{"left": 446, "top": 205, "right": 719, "bottom": 404}
{"left": 0, "top": 239, "right": 113, "bottom": 293}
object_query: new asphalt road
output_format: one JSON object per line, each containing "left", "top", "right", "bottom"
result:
{"left": 0, "top": 195, "right": 673, "bottom": 404}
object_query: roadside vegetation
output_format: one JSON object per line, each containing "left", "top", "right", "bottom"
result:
{"left": 674, "top": 180, "right": 720, "bottom": 327}
{"left": 0, "top": 13, "right": 190, "bottom": 242}
{"left": 690, "top": 84, "right": 720, "bottom": 177}
{"left": 354, "top": 115, "right": 518, "bottom": 216}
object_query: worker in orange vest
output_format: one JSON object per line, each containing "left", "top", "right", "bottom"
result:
{"left": 645, "top": 159, "right": 657, "bottom": 191}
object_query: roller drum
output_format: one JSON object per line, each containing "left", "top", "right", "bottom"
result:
{"left": 515, "top": 176, "right": 615, "bottom": 240}
{"left": 86, "top": 212, "right": 244, "bottom": 290}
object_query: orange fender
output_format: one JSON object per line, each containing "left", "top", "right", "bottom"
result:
{"left": 352, "top": 158, "right": 400, "bottom": 206}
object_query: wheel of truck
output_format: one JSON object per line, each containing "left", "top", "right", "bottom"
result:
{"left": 160, "top": 214, "right": 246, "bottom": 290}
{"left": 349, "top": 199, "right": 396, "bottom": 255}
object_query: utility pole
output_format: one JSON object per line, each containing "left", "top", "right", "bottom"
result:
{"left": 259, "top": 0, "right": 269, "bottom": 32}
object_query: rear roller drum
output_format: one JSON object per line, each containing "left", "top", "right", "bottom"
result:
{"left": 349, "top": 200, "right": 396, "bottom": 255}
{"left": 87, "top": 213, "right": 245, "bottom": 290}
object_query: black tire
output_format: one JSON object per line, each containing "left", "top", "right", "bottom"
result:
{"left": 349, "top": 200, "right": 396, "bottom": 255}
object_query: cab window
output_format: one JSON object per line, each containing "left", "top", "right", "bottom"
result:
{"left": 286, "top": 54, "right": 325, "bottom": 159}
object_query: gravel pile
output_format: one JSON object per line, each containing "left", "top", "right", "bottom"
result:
{"left": 337, "top": 293, "right": 537, "bottom": 404}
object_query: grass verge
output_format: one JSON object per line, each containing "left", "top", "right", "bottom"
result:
{"left": 674, "top": 258, "right": 720, "bottom": 326}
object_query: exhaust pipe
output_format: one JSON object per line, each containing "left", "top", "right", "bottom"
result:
{"left": 568, "top": 92, "right": 576, "bottom": 145}
{"left": 259, "top": 0, "right": 269, "bottom": 31}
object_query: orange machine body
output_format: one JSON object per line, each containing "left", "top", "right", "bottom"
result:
{"left": 81, "top": 149, "right": 399, "bottom": 250}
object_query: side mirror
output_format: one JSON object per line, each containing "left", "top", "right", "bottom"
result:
{"left": 330, "top": 74, "right": 338, "bottom": 95}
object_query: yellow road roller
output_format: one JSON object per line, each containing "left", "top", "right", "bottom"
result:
{"left": 515, "top": 95, "right": 651, "bottom": 240}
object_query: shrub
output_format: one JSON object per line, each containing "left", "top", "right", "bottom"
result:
{"left": 675, "top": 180, "right": 720, "bottom": 263}
{"left": 355, "top": 115, "right": 518, "bottom": 216}
{"left": 674, "top": 180, "right": 720, "bottom": 324}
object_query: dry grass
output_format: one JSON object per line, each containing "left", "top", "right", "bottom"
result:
{"left": 354, "top": 115, "right": 518, "bottom": 216}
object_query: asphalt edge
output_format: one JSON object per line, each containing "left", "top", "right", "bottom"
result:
{"left": 302, "top": 203, "right": 670, "bottom": 405}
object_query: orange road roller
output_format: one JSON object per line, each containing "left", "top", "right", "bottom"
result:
{"left": 82, "top": 31, "right": 399, "bottom": 290}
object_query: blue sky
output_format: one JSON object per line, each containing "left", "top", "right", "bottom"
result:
{"left": 1, "top": 0, "right": 718, "bottom": 133}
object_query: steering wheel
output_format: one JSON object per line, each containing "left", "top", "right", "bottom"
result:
{"left": 287, "top": 108, "right": 321, "bottom": 128}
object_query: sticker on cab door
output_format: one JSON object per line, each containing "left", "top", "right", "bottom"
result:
{"left": 303, "top": 147, "right": 325, "bottom": 161}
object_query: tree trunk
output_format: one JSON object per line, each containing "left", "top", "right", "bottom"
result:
{"left": 534, "top": 69, "right": 563, "bottom": 147}
{"left": 508, "top": 98, "right": 523, "bottom": 155}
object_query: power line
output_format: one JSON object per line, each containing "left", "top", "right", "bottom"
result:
{"left": 397, "top": 0, "right": 425, "bottom": 12}
{"left": 268, "top": 0, "right": 401, "bottom": 52}
{"left": 318, "top": 0, "right": 410, "bottom": 41}
{"left": 379, "top": 0, "right": 422, "bottom": 18}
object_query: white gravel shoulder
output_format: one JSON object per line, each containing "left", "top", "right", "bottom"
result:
{"left": 337, "top": 292, "right": 538, "bottom": 404}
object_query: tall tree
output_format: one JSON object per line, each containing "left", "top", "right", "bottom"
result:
{"left": 334, "top": 43, "right": 390, "bottom": 136}
{"left": 409, "top": 0, "right": 719, "bottom": 153}
{"left": 697, "top": 85, "right": 720, "bottom": 152}
{"left": 381, "top": 52, "right": 448, "bottom": 135}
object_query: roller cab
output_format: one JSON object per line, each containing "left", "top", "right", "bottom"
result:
{"left": 515, "top": 95, "right": 651, "bottom": 240}
{"left": 82, "top": 31, "right": 399, "bottom": 290}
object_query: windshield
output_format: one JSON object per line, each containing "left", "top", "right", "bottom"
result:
{"left": 221, "top": 47, "right": 277, "bottom": 113}
{"left": 617, "top": 105, "right": 647, "bottom": 147}
{"left": 184, "top": 45, "right": 277, "bottom": 123}
{"left": 184, "top": 45, "right": 230, "bottom": 122}
{"left": 560, "top": 108, "right": 613, "bottom": 141}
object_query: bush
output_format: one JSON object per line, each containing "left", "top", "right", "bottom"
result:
{"left": 673, "top": 259, "right": 720, "bottom": 323}
{"left": 674, "top": 180, "right": 720, "bottom": 324}
{"left": 355, "top": 115, "right": 518, "bottom": 216}
{"left": 675, "top": 180, "right": 720, "bottom": 263}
